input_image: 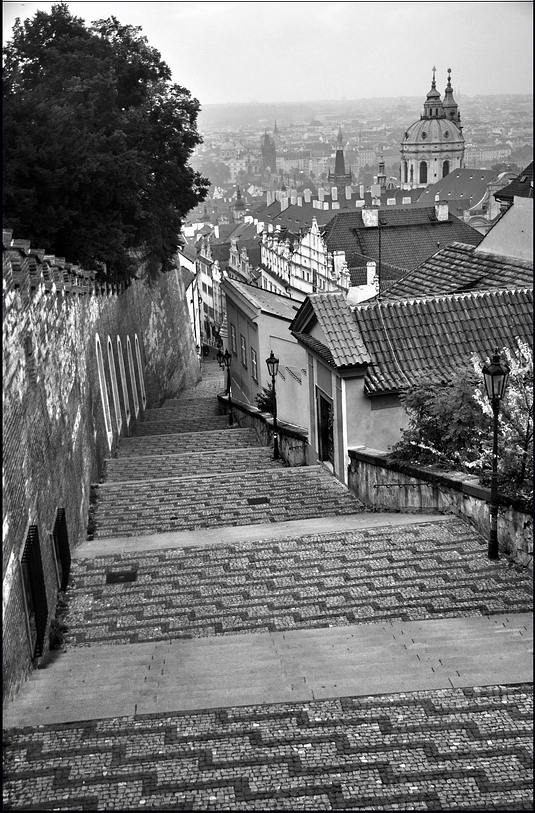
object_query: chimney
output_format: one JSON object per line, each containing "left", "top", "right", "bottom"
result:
{"left": 359, "top": 184, "right": 365, "bottom": 198}
{"left": 290, "top": 191, "right": 297, "bottom": 205}
{"left": 214, "top": 225, "right": 219, "bottom": 239}
{"left": 280, "top": 196, "right": 289, "bottom": 211}
{"left": 256, "top": 221, "right": 264, "bottom": 234}
{"left": 304, "top": 188, "right": 311, "bottom": 203}
{"left": 266, "top": 191, "right": 273, "bottom": 206}
{"left": 331, "top": 186, "right": 338, "bottom": 201}
{"left": 345, "top": 186, "right": 352, "bottom": 200}
{"left": 435, "top": 200, "right": 449, "bottom": 221}
{"left": 366, "top": 260, "right": 376, "bottom": 286}
{"left": 361, "top": 207, "right": 379, "bottom": 228}
{"left": 318, "top": 188, "right": 325, "bottom": 202}
{"left": 297, "top": 196, "right": 303, "bottom": 206}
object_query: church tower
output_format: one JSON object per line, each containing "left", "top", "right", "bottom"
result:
{"left": 400, "top": 67, "right": 464, "bottom": 189}
{"left": 328, "top": 127, "right": 352, "bottom": 195}
{"left": 260, "top": 130, "right": 277, "bottom": 176}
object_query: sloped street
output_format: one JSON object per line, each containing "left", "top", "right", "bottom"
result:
{"left": 3, "top": 360, "right": 533, "bottom": 811}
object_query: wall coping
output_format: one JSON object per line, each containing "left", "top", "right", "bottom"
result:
{"left": 348, "top": 446, "right": 530, "bottom": 514}
{"left": 217, "top": 393, "right": 308, "bottom": 441}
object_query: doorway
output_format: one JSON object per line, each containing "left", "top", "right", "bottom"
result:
{"left": 317, "top": 392, "right": 334, "bottom": 470}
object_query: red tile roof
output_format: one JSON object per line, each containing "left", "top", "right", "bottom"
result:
{"left": 356, "top": 288, "right": 533, "bottom": 394}
{"left": 380, "top": 242, "right": 533, "bottom": 299}
{"left": 291, "top": 289, "right": 533, "bottom": 396}
{"left": 321, "top": 206, "right": 483, "bottom": 271}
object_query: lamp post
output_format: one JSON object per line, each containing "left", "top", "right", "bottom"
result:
{"left": 482, "top": 347, "right": 510, "bottom": 560}
{"left": 266, "top": 350, "right": 280, "bottom": 460}
{"left": 223, "top": 349, "right": 233, "bottom": 425}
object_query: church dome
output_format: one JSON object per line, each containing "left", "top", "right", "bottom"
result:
{"left": 221, "top": 141, "right": 234, "bottom": 151}
{"left": 402, "top": 117, "right": 461, "bottom": 147}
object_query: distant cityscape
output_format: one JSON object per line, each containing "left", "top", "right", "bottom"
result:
{"left": 192, "top": 92, "right": 533, "bottom": 190}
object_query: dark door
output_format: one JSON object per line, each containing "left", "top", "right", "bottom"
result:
{"left": 318, "top": 393, "right": 334, "bottom": 467}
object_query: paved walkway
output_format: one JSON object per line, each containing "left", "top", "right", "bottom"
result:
{"left": 3, "top": 360, "right": 533, "bottom": 811}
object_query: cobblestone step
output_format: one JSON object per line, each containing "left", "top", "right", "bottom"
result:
{"left": 104, "top": 448, "right": 285, "bottom": 482}
{"left": 4, "top": 684, "right": 532, "bottom": 811}
{"left": 66, "top": 520, "right": 534, "bottom": 646}
{"left": 131, "top": 415, "right": 231, "bottom": 436}
{"left": 91, "top": 466, "right": 365, "bottom": 538}
{"left": 143, "top": 404, "right": 220, "bottom": 421}
{"left": 116, "top": 428, "right": 261, "bottom": 457}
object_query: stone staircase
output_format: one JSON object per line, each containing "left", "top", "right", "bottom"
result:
{"left": 92, "top": 360, "right": 365, "bottom": 538}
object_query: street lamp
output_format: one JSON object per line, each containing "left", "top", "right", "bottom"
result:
{"left": 266, "top": 350, "right": 280, "bottom": 460}
{"left": 482, "top": 347, "right": 510, "bottom": 560}
{"left": 223, "top": 349, "right": 233, "bottom": 425}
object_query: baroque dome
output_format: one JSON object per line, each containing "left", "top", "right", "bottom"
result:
{"left": 403, "top": 117, "right": 461, "bottom": 147}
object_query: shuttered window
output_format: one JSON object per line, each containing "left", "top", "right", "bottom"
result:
{"left": 52, "top": 509, "right": 71, "bottom": 592}
{"left": 21, "top": 526, "right": 48, "bottom": 658}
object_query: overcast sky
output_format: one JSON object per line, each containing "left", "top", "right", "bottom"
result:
{"left": 3, "top": 1, "right": 533, "bottom": 105}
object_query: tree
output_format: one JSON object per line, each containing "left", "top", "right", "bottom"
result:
{"left": 3, "top": 3, "right": 209, "bottom": 284}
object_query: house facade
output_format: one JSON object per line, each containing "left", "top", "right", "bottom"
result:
{"left": 290, "top": 289, "right": 533, "bottom": 485}
{"left": 222, "top": 279, "right": 308, "bottom": 432}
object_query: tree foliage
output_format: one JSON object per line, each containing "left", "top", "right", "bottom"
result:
{"left": 388, "top": 342, "right": 533, "bottom": 508}
{"left": 255, "top": 382, "right": 275, "bottom": 414}
{"left": 3, "top": 3, "right": 209, "bottom": 283}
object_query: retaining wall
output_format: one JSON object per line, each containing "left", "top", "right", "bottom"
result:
{"left": 348, "top": 447, "right": 533, "bottom": 572}
{"left": 217, "top": 394, "right": 309, "bottom": 467}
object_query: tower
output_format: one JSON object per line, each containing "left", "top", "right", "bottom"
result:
{"left": 400, "top": 67, "right": 464, "bottom": 189}
{"left": 328, "top": 127, "right": 352, "bottom": 195}
{"left": 260, "top": 130, "right": 277, "bottom": 175}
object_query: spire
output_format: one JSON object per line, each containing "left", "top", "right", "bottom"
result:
{"left": 423, "top": 65, "right": 443, "bottom": 118}
{"left": 273, "top": 119, "right": 279, "bottom": 134}
{"left": 377, "top": 147, "right": 386, "bottom": 191}
{"left": 442, "top": 67, "right": 460, "bottom": 123}
{"left": 337, "top": 127, "right": 344, "bottom": 147}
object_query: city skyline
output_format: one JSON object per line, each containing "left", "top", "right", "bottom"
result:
{"left": 3, "top": 1, "right": 533, "bottom": 106}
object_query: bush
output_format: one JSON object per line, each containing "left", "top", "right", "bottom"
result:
{"left": 255, "top": 382, "right": 275, "bottom": 414}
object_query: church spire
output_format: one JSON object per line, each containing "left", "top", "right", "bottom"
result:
{"left": 442, "top": 67, "right": 461, "bottom": 123}
{"left": 423, "top": 65, "right": 444, "bottom": 118}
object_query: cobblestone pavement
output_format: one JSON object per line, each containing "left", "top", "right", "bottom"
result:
{"left": 4, "top": 684, "right": 532, "bottom": 810}
{"left": 64, "top": 520, "right": 532, "bottom": 647}
{"left": 91, "top": 467, "right": 365, "bottom": 538}
{"left": 117, "top": 428, "right": 261, "bottom": 458}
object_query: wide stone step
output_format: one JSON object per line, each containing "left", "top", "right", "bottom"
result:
{"left": 63, "top": 519, "right": 534, "bottom": 647}
{"left": 143, "top": 405, "right": 220, "bottom": 421}
{"left": 104, "top": 448, "right": 285, "bottom": 482}
{"left": 116, "top": 428, "right": 261, "bottom": 457}
{"left": 131, "top": 415, "right": 231, "bottom": 436}
{"left": 91, "top": 466, "right": 365, "bottom": 538}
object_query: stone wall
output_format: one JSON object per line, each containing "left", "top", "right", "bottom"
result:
{"left": 3, "top": 233, "right": 199, "bottom": 704}
{"left": 348, "top": 447, "right": 533, "bottom": 572}
{"left": 217, "top": 394, "right": 309, "bottom": 467}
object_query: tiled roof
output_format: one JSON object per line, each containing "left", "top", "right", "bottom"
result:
{"left": 290, "top": 293, "right": 371, "bottom": 367}
{"left": 415, "top": 169, "right": 498, "bottom": 209}
{"left": 292, "top": 331, "right": 336, "bottom": 367}
{"left": 321, "top": 206, "right": 483, "bottom": 271}
{"left": 308, "top": 293, "right": 371, "bottom": 366}
{"left": 354, "top": 288, "right": 533, "bottom": 394}
{"left": 380, "top": 242, "right": 533, "bottom": 299}
{"left": 494, "top": 162, "right": 533, "bottom": 201}
{"left": 223, "top": 278, "right": 301, "bottom": 321}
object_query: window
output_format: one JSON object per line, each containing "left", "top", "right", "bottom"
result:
{"left": 230, "top": 324, "right": 237, "bottom": 354}
{"left": 442, "top": 160, "right": 450, "bottom": 178}
{"left": 96, "top": 334, "right": 113, "bottom": 449}
{"left": 134, "top": 334, "right": 147, "bottom": 411}
{"left": 21, "top": 526, "right": 48, "bottom": 657}
{"left": 251, "top": 348, "right": 258, "bottom": 381}
{"left": 126, "top": 336, "right": 140, "bottom": 419}
{"left": 117, "top": 337, "right": 131, "bottom": 427}
{"left": 419, "top": 162, "right": 427, "bottom": 184}
{"left": 51, "top": 508, "right": 71, "bottom": 592}
{"left": 240, "top": 335, "right": 247, "bottom": 367}
{"left": 107, "top": 337, "right": 122, "bottom": 435}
